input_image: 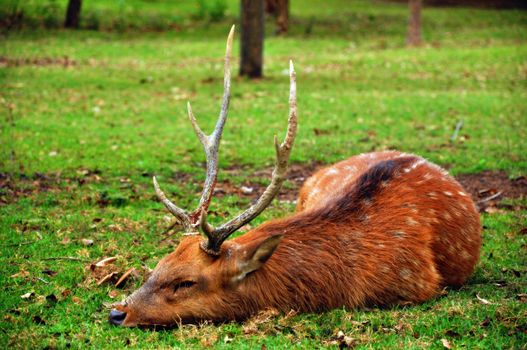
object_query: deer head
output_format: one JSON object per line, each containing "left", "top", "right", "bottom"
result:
{"left": 109, "top": 25, "right": 297, "bottom": 326}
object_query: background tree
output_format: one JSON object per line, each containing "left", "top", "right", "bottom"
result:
{"left": 265, "top": 0, "right": 289, "bottom": 35}
{"left": 64, "top": 0, "right": 82, "bottom": 28}
{"left": 240, "top": 0, "right": 264, "bottom": 78}
{"left": 406, "top": 0, "right": 422, "bottom": 46}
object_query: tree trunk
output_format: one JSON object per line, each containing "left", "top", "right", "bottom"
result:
{"left": 265, "top": 0, "right": 289, "bottom": 35}
{"left": 240, "top": 0, "right": 264, "bottom": 78}
{"left": 64, "top": 0, "right": 82, "bottom": 28}
{"left": 406, "top": 0, "right": 422, "bottom": 46}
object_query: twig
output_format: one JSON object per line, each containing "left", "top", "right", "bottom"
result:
{"left": 450, "top": 120, "right": 464, "bottom": 143}
{"left": 37, "top": 277, "right": 49, "bottom": 284}
{"left": 42, "top": 256, "right": 88, "bottom": 262}
{"left": 477, "top": 191, "right": 503, "bottom": 204}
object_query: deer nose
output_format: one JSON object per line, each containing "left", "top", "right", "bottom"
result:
{"left": 109, "top": 309, "right": 127, "bottom": 326}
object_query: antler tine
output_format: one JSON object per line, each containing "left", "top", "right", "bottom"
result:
{"left": 153, "top": 176, "right": 191, "bottom": 231}
{"left": 200, "top": 60, "right": 298, "bottom": 256}
{"left": 155, "top": 25, "right": 234, "bottom": 232}
{"left": 186, "top": 25, "right": 235, "bottom": 226}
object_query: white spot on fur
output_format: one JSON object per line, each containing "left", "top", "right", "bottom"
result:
{"left": 407, "top": 159, "right": 426, "bottom": 172}
{"left": 400, "top": 269, "right": 412, "bottom": 280}
{"left": 327, "top": 168, "right": 339, "bottom": 175}
{"left": 458, "top": 191, "right": 467, "bottom": 197}
{"left": 427, "top": 191, "right": 437, "bottom": 198}
{"left": 444, "top": 191, "right": 453, "bottom": 197}
{"left": 344, "top": 165, "right": 357, "bottom": 172}
{"left": 310, "top": 188, "right": 320, "bottom": 198}
{"left": 443, "top": 212, "right": 452, "bottom": 221}
{"left": 407, "top": 217, "right": 418, "bottom": 226}
{"left": 380, "top": 265, "right": 390, "bottom": 273}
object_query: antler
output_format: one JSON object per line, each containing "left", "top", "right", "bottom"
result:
{"left": 152, "top": 25, "right": 235, "bottom": 232}
{"left": 153, "top": 25, "right": 298, "bottom": 256}
{"left": 199, "top": 60, "right": 297, "bottom": 255}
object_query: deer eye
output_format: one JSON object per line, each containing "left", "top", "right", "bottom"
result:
{"left": 173, "top": 281, "right": 196, "bottom": 293}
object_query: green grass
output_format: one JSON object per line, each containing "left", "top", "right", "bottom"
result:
{"left": 1, "top": 0, "right": 526, "bottom": 348}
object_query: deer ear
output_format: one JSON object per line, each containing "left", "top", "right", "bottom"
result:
{"left": 235, "top": 234, "right": 283, "bottom": 280}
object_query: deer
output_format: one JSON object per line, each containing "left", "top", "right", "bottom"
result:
{"left": 108, "top": 26, "right": 481, "bottom": 327}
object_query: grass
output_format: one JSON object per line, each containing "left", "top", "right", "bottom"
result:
{"left": 1, "top": 0, "right": 526, "bottom": 348}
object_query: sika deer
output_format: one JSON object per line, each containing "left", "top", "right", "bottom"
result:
{"left": 109, "top": 26, "right": 481, "bottom": 327}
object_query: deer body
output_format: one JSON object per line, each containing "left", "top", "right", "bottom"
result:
{"left": 229, "top": 151, "right": 480, "bottom": 316}
{"left": 109, "top": 28, "right": 481, "bottom": 327}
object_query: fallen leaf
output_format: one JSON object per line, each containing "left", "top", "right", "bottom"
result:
{"left": 10, "top": 270, "right": 30, "bottom": 278}
{"left": 115, "top": 268, "right": 136, "bottom": 288}
{"left": 441, "top": 338, "right": 452, "bottom": 349}
{"left": 224, "top": 335, "right": 233, "bottom": 344}
{"left": 72, "top": 296, "right": 82, "bottom": 304}
{"left": 82, "top": 239, "right": 94, "bottom": 246}
{"left": 478, "top": 188, "right": 498, "bottom": 196}
{"left": 240, "top": 186, "right": 254, "bottom": 194}
{"left": 516, "top": 294, "right": 527, "bottom": 303}
{"left": 97, "top": 272, "right": 118, "bottom": 286}
{"left": 484, "top": 206, "right": 503, "bottom": 214}
{"left": 476, "top": 294, "right": 493, "bottom": 305}
{"left": 335, "top": 330, "right": 356, "bottom": 348}
{"left": 21, "top": 292, "right": 34, "bottom": 299}
{"left": 95, "top": 256, "right": 118, "bottom": 267}
{"left": 108, "top": 290, "right": 119, "bottom": 298}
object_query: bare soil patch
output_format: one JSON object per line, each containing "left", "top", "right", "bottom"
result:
{"left": 1, "top": 166, "right": 525, "bottom": 210}
{"left": 0, "top": 56, "right": 77, "bottom": 68}
{"left": 456, "top": 171, "right": 527, "bottom": 201}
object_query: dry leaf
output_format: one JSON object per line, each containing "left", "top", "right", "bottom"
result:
{"left": 115, "top": 268, "right": 136, "bottom": 288}
{"left": 20, "top": 292, "right": 34, "bottom": 299}
{"left": 10, "top": 270, "right": 30, "bottom": 278}
{"left": 82, "top": 239, "right": 94, "bottom": 246}
{"left": 108, "top": 290, "right": 119, "bottom": 299}
{"left": 224, "top": 335, "right": 233, "bottom": 344}
{"left": 97, "top": 272, "right": 118, "bottom": 286}
{"left": 441, "top": 338, "right": 452, "bottom": 349}
{"left": 240, "top": 186, "right": 254, "bottom": 194}
{"left": 95, "top": 256, "right": 118, "bottom": 267}
{"left": 72, "top": 296, "right": 82, "bottom": 304}
{"left": 476, "top": 293, "right": 493, "bottom": 305}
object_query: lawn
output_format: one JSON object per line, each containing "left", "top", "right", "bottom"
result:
{"left": 1, "top": 0, "right": 526, "bottom": 348}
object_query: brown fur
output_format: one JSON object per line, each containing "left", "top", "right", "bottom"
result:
{"left": 112, "top": 151, "right": 481, "bottom": 326}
